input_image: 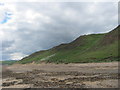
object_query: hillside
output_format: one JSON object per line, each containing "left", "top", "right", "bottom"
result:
{"left": 18, "top": 26, "right": 119, "bottom": 64}
{"left": 0, "top": 60, "right": 17, "bottom": 65}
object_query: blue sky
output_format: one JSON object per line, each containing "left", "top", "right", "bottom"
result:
{"left": 0, "top": 12, "right": 12, "bottom": 24}
{"left": 0, "top": 3, "right": 12, "bottom": 24}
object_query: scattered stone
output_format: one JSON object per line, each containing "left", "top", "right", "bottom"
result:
{"left": 66, "top": 82, "right": 73, "bottom": 85}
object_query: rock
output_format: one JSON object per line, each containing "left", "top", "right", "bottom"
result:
{"left": 66, "top": 82, "right": 73, "bottom": 85}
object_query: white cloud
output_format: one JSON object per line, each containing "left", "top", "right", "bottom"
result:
{"left": 1, "top": 0, "right": 119, "bottom": 2}
{"left": 1, "top": 2, "right": 118, "bottom": 60}
{"left": 10, "top": 52, "right": 27, "bottom": 60}
{"left": 0, "top": 7, "right": 5, "bottom": 23}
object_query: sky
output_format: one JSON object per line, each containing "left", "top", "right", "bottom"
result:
{"left": 0, "top": 1, "right": 118, "bottom": 60}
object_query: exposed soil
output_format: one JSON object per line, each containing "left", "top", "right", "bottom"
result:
{"left": 1, "top": 62, "right": 119, "bottom": 89}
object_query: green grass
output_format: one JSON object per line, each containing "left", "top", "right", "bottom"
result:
{"left": 47, "top": 35, "right": 118, "bottom": 63}
{"left": 18, "top": 50, "right": 55, "bottom": 64}
{"left": 0, "top": 60, "right": 17, "bottom": 65}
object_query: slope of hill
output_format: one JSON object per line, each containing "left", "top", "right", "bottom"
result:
{"left": 18, "top": 26, "right": 119, "bottom": 64}
{"left": 0, "top": 60, "right": 17, "bottom": 65}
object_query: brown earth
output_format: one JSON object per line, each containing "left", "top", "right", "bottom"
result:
{"left": 1, "top": 62, "right": 119, "bottom": 89}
